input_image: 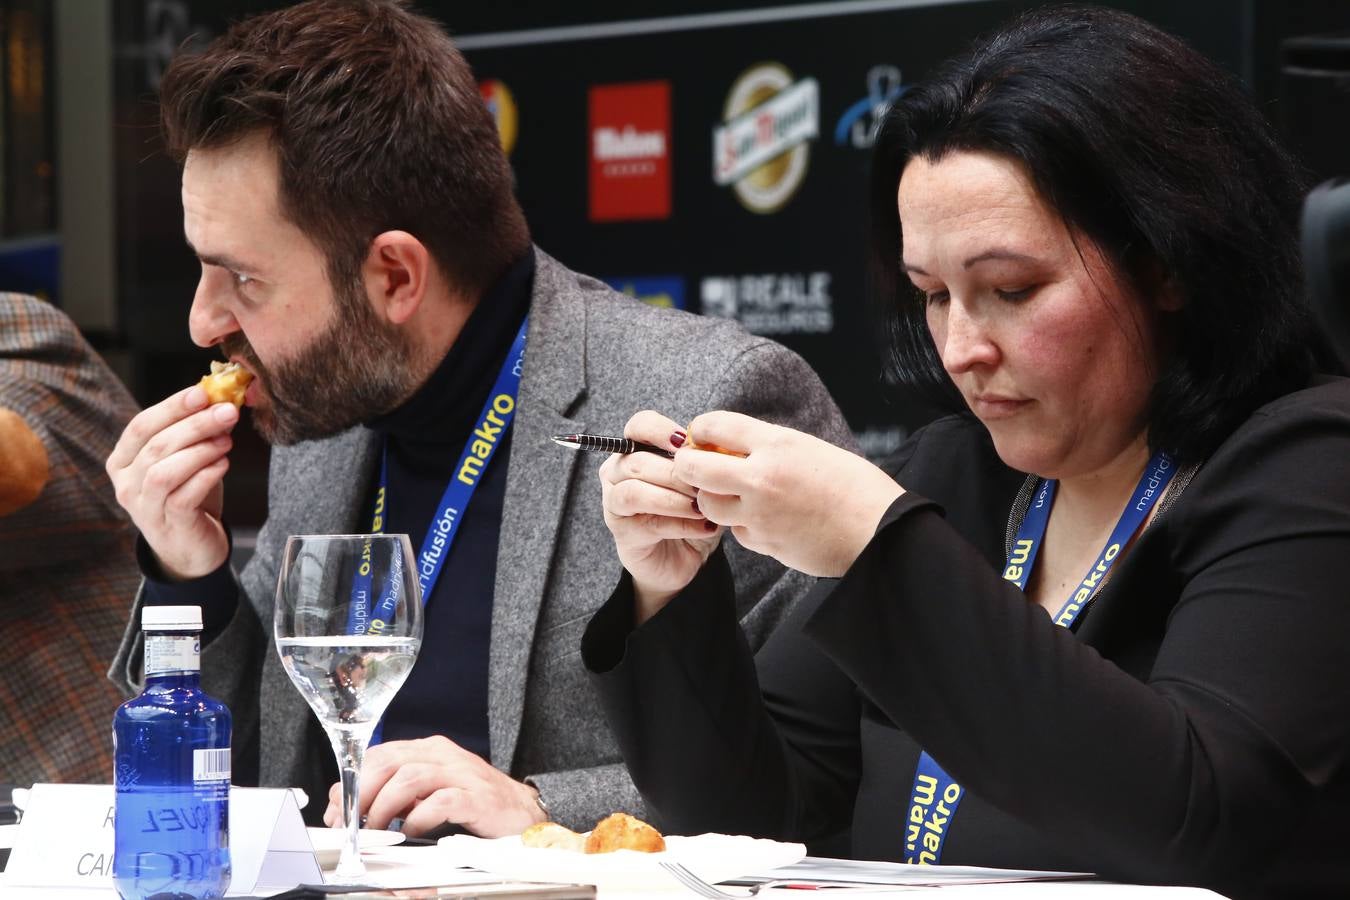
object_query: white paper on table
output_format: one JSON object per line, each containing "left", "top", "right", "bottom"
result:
{"left": 750, "top": 859, "right": 1229, "bottom": 898}
{"left": 751, "top": 858, "right": 1094, "bottom": 886}
{"left": 344, "top": 844, "right": 508, "bottom": 889}
{"left": 909, "top": 884, "right": 1229, "bottom": 898}
{"left": 439, "top": 833, "right": 806, "bottom": 891}
{"left": 0, "top": 884, "right": 117, "bottom": 899}
{"left": 306, "top": 826, "right": 405, "bottom": 868}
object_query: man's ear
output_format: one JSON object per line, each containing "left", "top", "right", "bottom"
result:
{"left": 362, "top": 231, "right": 431, "bottom": 325}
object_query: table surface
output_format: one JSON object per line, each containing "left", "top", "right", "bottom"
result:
{"left": 0, "top": 844, "right": 1230, "bottom": 899}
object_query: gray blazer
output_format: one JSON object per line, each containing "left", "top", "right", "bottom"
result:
{"left": 112, "top": 249, "right": 855, "bottom": 831}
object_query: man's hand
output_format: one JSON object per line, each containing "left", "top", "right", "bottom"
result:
{"left": 323, "top": 736, "right": 547, "bottom": 838}
{"left": 106, "top": 385, "right": 238, "bottom": 579}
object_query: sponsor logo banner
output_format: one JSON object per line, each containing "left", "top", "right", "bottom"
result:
{"left": 835, "top": 65, "right": 908, "bottom": 149}
{"left": 700, "top": 272, "right": 832, "bottom": 335}
{"left": 854, "top": 425, "right": 908, "bottom": 460}
{"left": 713, "top": 64, "right": 818, "bottom": 214}
{"left": 589, "top": 81, "right": 672, "bottom": 222}
{"left": 604, "top": 276, "right": 686, "bottom": 310}
{"left": 479, "top": 79, "right": 518, "bottom": 156}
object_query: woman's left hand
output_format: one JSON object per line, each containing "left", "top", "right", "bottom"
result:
{"left": 676, "top": 411, "right": 905, "bottom": 577}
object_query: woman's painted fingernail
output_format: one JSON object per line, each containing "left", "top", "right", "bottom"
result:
{"left": 670, "top": 430, "right": 687, "bottom": 448}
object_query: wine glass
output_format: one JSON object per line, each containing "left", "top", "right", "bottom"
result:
{"left": 274, "top": 533, "right": 423, "bottom": 880}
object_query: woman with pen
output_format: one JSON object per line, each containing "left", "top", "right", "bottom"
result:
{"left": 580, "top": 7, "right": 1350, "bottom": 899}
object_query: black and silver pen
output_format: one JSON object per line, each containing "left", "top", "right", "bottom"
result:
{"left": 551, "top": 433, "right": 675, "bottom": 458}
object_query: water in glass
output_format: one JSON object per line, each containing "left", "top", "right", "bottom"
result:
{"left": 273, "top": 534, "right": 423, "bottom": 880}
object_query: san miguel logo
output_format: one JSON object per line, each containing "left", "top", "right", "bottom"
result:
{"left": 589, "top": 81, "right": 672, "bottom": 222}
{"left": 713, "top": 63, "right": 819, "bottom": 214}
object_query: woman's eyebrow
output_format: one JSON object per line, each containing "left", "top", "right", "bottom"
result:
{"left": 903, "top": 249, "right": 1042, "bottom": 276}
{"left": 964, "top": 249, "right": 1040, "bottom": 269}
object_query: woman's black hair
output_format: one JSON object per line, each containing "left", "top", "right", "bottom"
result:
{"left": 869, "top": 4, "right": 1329, "bottom": 464}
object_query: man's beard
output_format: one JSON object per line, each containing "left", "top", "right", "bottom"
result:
{"left": 222, "top": 283, "right": 421, "bottom": 445}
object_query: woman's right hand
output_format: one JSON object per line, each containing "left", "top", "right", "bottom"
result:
{"left": 599, "top": 410, "right": 722, "bottom": 624}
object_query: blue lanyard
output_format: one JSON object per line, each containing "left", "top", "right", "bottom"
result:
{"left": 345, "top": 318, "right": 528, "bottom": 742}
{"left": 346, "top": 480, "right": 389, "bottom": 638}
{"left": 902, "top": 450, "right": 1176, "bottom": 864}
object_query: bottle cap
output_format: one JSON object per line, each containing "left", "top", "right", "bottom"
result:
{"left": 141, "top": 605, "right": 203, "bottom": 632}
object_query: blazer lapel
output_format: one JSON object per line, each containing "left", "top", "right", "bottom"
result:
{"left": 274, "top": 430, "right": 383, "bottom": 566}
{"left": 489, "top": 249, "right": 587, "bottom": 770}
{"left": 329, "top": 428, "right": 383, "bottom": 533}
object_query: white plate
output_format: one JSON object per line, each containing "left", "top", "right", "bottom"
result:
{"left": 306, "top": 826, "right": 406, "bottom": 867}
{"left": 438, "top": 832, "right": 806, "bottom": 891}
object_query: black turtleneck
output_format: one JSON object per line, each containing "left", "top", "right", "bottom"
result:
{"left": 360, "top": 249, "right": 534, "bottom": 754}
{"left": 144, "top": 249, "right": 536, "bottom": 763}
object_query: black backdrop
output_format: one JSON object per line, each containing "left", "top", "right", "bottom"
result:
{"left": 107, "top": 0, "right": 1350, "bottom": 525}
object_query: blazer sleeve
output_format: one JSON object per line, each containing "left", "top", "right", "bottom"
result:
{"left": 528, "top": 330, "right": 860, "bottom": 832}
{"left": 109, "top": 465, "right": 296, "bottom": 790}
{"left": 695, "top": 339, "right": 859, "bottom": 649}
{"left": 110, "top": 564, "right": 270, "bottom": 788}
{"left": 804, "top": 391, "right": 1350, "bottom": 888}
{"left": 584, "top": 548, "right": 862, "bottom": 841}
{"left": 0, "top": 293, "right": 139, "bottom": 571}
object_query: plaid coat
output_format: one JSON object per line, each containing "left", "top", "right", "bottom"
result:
{"left": 0, "top": 292, "right": 140, "bottom": 786}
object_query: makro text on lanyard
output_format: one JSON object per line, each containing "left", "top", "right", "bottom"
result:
{"left": 346, "top": 318, "right": 527, "bottom": 743}
{"left": 902, "top": 450, "right": 1175, "bottom": 865}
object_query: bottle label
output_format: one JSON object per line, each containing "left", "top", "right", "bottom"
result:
{"left": 193, "top": 747, "right": 232, "bottom": 782}
{"left": 144, "top": 634, "right": 200, "bottom": 675}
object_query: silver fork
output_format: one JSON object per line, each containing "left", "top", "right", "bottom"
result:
{"left": 658, "top": 861, "right": 938, "bottom": 896}
{"left": 658, "top": 862, "right": 754, "bottom": 899}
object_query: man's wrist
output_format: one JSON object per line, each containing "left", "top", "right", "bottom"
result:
{"left": 523, "top": 776, "right": 551, "bottom": 822}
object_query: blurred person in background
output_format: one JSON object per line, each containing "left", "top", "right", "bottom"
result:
{"left": 586, "top": 6, "right": 1350, "bottom": 897}
{"left": 1, "top": 291, "right": 139, "bottom": 786}
{"left": 105, "top": 0, "right": 851, "bottom": 836}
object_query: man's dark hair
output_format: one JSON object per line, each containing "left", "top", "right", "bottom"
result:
{"left": 869, "top": 5, "right": 1330, "bottom": 464}
{"left": 160, "top": 0, "right": 530, "bottom": 301}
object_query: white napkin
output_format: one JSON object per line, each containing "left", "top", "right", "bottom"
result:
{"left": 438, "top": 833, "right": 806, "bottom": 891}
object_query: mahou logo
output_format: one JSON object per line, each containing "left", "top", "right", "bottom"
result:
{"left": 589, "top": 81, "right": 671, "bottom": 222}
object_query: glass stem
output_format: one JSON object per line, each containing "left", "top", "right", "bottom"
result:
{"left": 331, "top": 727, "right": 370, "bottom": 880}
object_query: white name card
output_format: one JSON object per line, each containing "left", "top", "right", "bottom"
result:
{"left": 5, "top": 783, "right": 322, "bottom": 896}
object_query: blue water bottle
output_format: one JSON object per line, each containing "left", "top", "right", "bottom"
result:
{"left": 113, "top": 605, "right": 232, "bottom": 900}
